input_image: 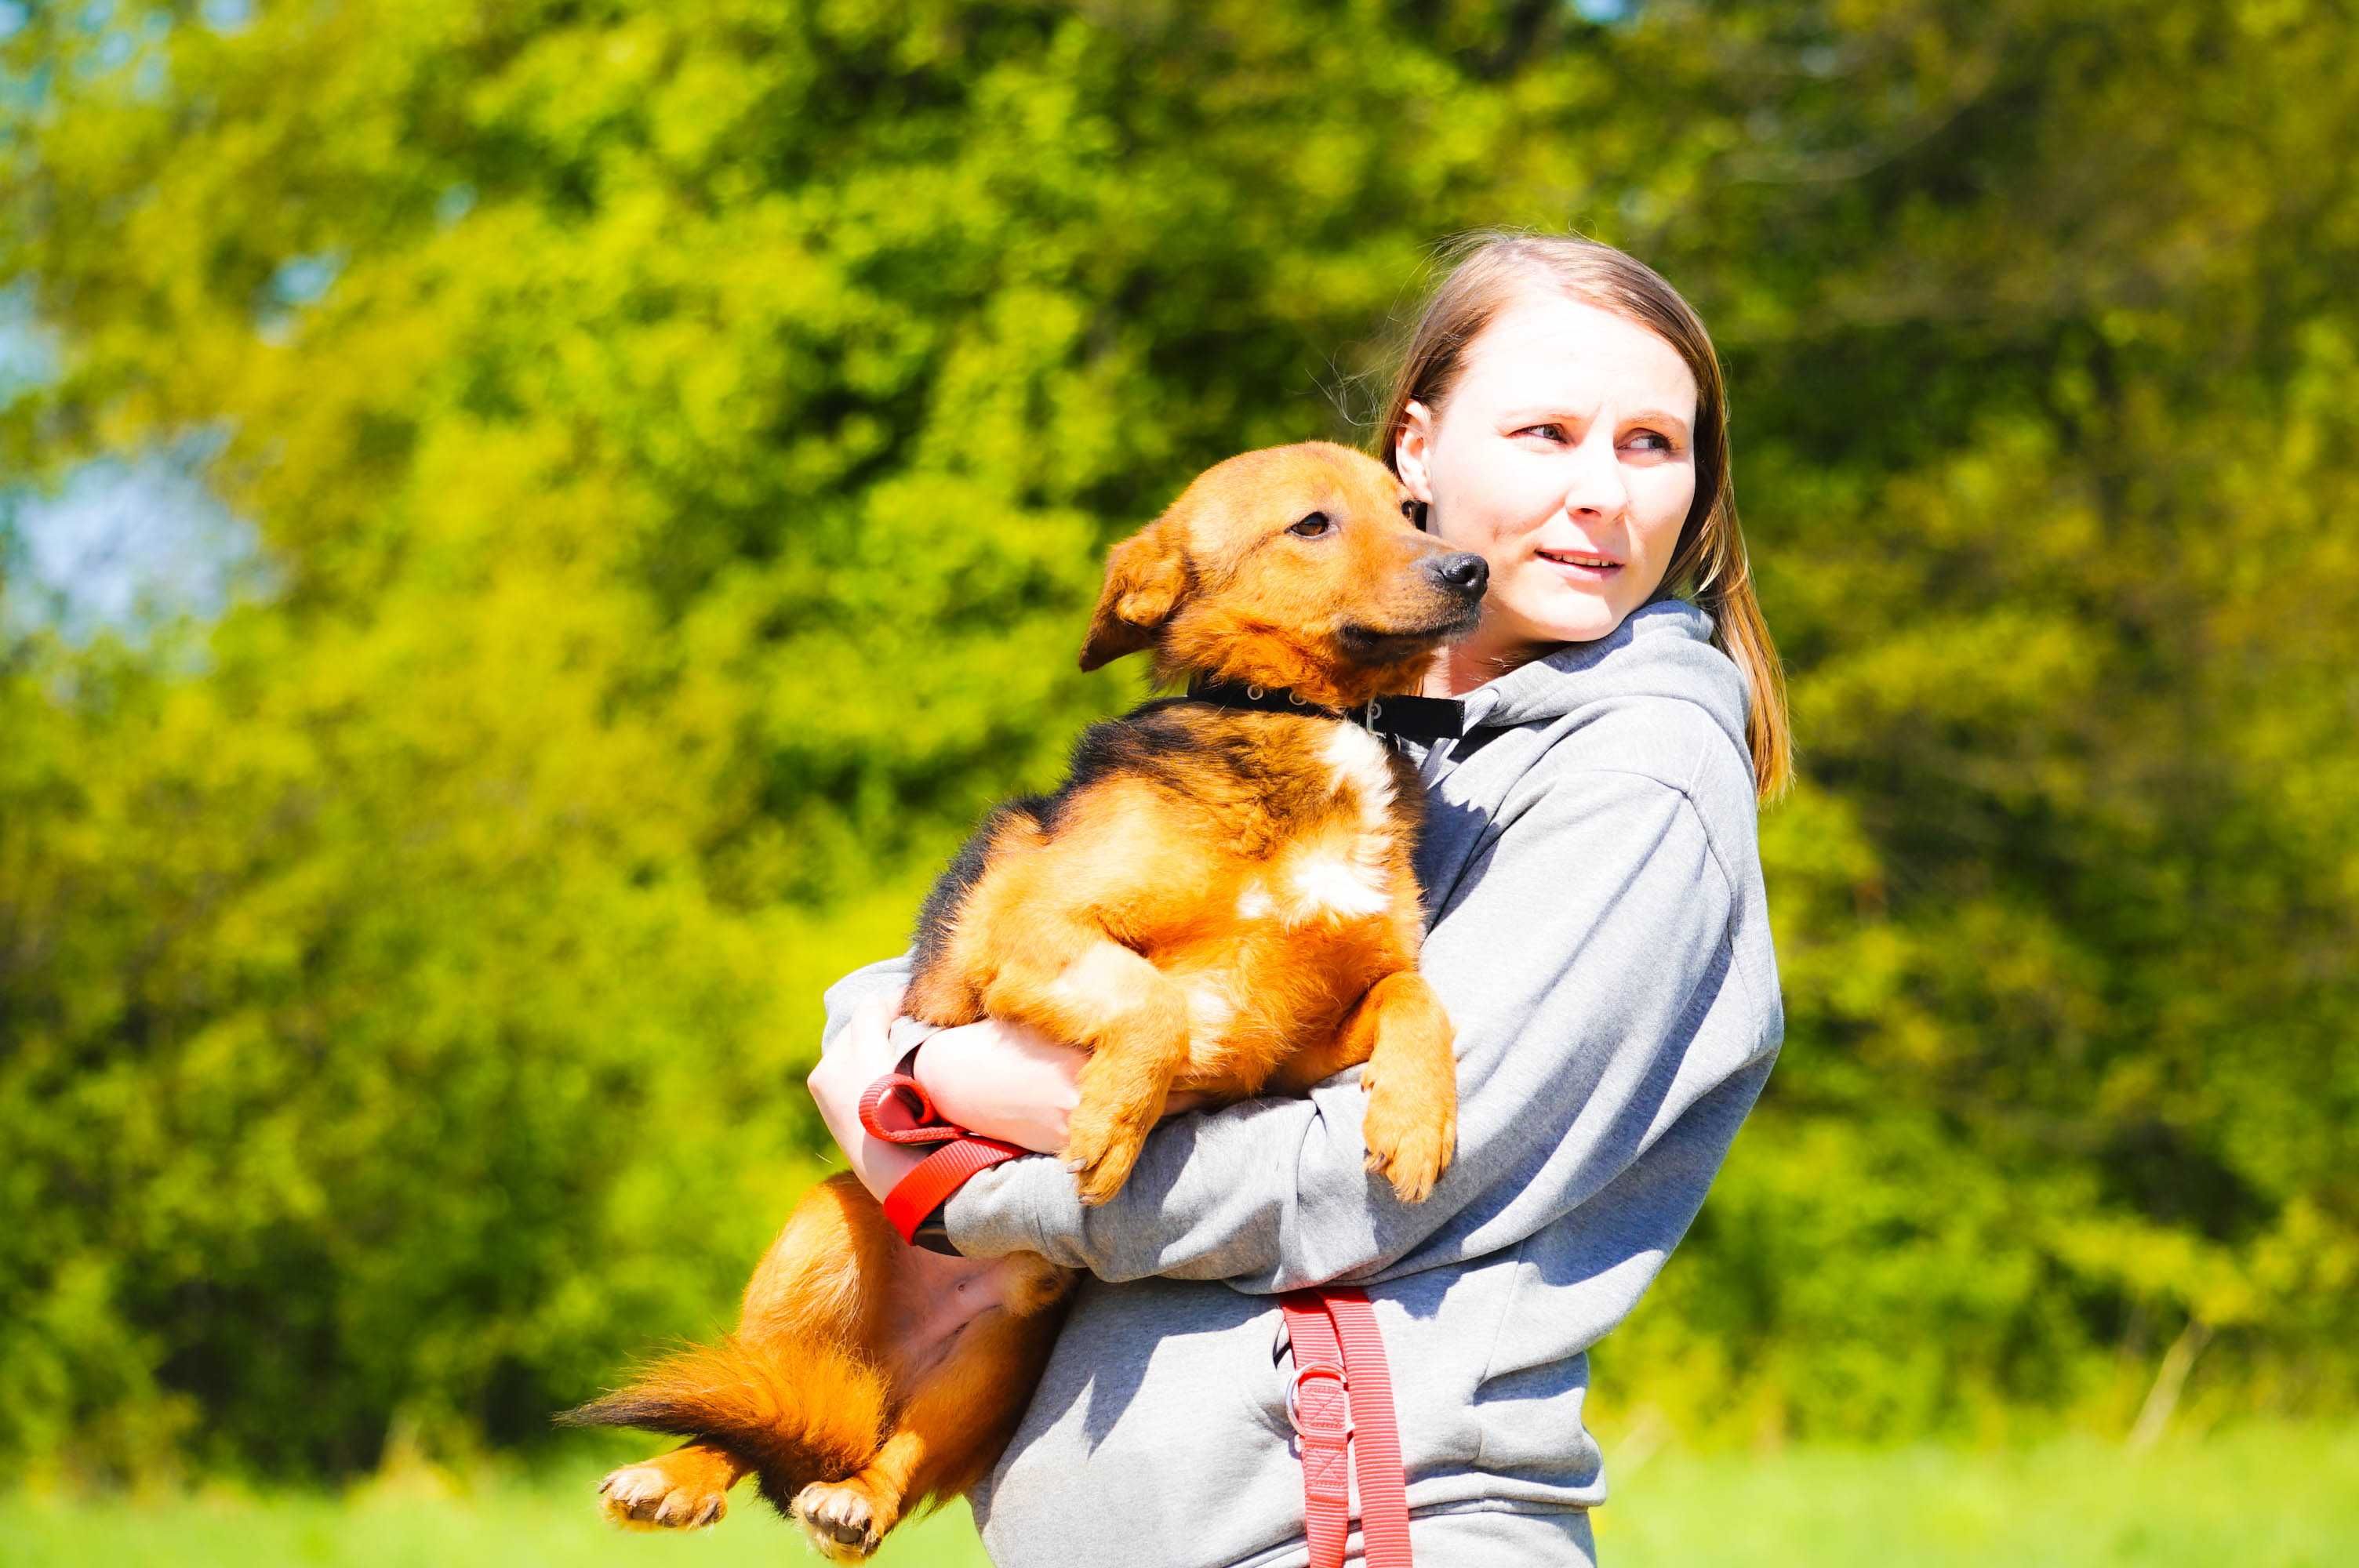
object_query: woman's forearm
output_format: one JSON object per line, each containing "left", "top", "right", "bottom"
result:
{"left": 914, "top": 1018, "right": 1214, "bottom": 1156}
{"left": 913, "top": 1019, "right": 1087, "bottom": 1154}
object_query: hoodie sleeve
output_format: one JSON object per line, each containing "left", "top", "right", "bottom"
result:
{"left": 816, "top": 952, "right": 966, "bottom": 1107}
{"left": 933, "top": 755, "right": 1782, "bottom": 1292}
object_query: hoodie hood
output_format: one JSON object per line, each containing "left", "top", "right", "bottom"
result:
{"left": 1410, "top": 597, "right": 1754, "bottom": 801}
{"left": 1456, "top": 597, "right": 1745, "bottom": 739}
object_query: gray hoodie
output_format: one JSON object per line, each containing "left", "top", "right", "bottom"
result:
{"left": 818, "top": 598, "right": 1783, "bottom": 1566}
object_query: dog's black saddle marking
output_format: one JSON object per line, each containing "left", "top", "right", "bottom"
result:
{"left": 1185, "top": 679, "right": 1467, "bottom": 742}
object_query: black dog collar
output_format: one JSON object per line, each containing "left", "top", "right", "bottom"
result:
{"left": 1186, "top": 679, "right": 1467, "bottom": 742}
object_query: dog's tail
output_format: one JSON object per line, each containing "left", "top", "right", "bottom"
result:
{"left": 562, "top": 1335, "right": 889, "bottom": 1516}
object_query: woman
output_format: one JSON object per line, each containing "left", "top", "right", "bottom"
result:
{"left": 809, "top": 232, "right": 1790, "bottom": 1567}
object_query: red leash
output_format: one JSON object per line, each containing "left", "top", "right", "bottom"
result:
{"left": 1281, "top": 1287, "right": 1414, "bottom": 1568}
{"left": 855, "top": 1071, "right": 1023, "bottom": 1244}
{"left": 857, "top": 1072, "right": 1412, "bottom": 1564}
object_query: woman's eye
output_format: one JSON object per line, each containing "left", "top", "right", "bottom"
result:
{"left": 1515, "top": 423, "right": 1568, "bottom": 443}
{"left": 1624, "top": 430, "right": 1673, "bottom": 453}
{"left": 1289, "top": 513, "right": 1333, "bottom": 538}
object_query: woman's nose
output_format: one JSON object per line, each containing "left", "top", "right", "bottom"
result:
{"left": 1561, "top": 433, "right": 1629, "bottom": 520}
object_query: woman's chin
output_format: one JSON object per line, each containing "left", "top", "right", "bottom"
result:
{"left": 1514, "top": 595, "right": 1632, "bottom": 647}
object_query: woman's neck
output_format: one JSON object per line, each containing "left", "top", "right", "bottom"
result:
{"left": 1422, "top": 637, "right": 1545, "bottom": 699}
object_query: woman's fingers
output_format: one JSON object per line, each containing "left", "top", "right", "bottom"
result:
{"left": 826, "top": 985, "right": 906, "bottom": 1059}
{"left": 805, "top": 989, "right": 929, "bottom": 1200}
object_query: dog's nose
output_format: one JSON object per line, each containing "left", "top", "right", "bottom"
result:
{"left": 1426, "top": 552, "right": 1489, "bottom": 596}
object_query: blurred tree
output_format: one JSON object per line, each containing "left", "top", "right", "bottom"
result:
{"left": 1605, "top": 0, "right": 2359, "bottom": 1438}
{"left": 0, "top": 0, "right": 2353, "bottom": 1476}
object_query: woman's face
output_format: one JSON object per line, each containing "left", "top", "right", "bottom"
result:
{"left": 1395, "top": 289, "right": 1700, "bottom": 672}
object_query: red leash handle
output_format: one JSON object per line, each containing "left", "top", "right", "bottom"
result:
{"left": 856, "top": 1071, "right": 959, "bottom": 1146}
{"left": 856, "top": 1071, "right": 1024, "bottom": 1245}
{"left": 1281, "top": 1287, "right": 1413, "bottom": 1568}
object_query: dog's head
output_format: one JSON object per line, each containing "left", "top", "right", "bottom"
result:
{"left": 1081, "top": 442, "right": 1488, "bottom": 708}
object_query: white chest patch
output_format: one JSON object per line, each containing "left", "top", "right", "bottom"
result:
{"left": 1321, "top": 724, "right": 1398, "bottom": 831}
{"left": 1236, "top": 881, "right": 1276, "bottom": 920}
{"left": 1268, "top": 722, "right": 1398, "bottom": 923}
{"left": 1288, "top": 850, "right": 1392, "bottom": 919}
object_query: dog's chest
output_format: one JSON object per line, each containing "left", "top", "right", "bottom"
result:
{"left": 1237, "top": 724, "right": 1403, "bottom": 927}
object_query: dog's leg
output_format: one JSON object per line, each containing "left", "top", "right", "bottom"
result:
{"left": 794, "top": 1294, "right": 1066, "bottom": 1563}
{"left": 988, "top": 934, "right": 1192, "bottom": 1204}
{"left": 1339, "top": 969, "right": 1457, "bottom": 1203}
{"left": 598, "top": 1442, "right": 748, "bottom": 1531}
{"left": 1263, "top": 1003, "right": 1384, "bottom": 1096}
{"left": 736, "top": 1173, "right": 903, "bottom": 1351}
{"left": 1296, "top": 853, "right": 1459, "bottom": 1203}
{"left": 585, "top": 1177, "right": 898, "bottom": 1527}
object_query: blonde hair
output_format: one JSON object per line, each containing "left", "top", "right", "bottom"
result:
{"left": 1377, "top": 232, "right": 1794, "bottom": 801}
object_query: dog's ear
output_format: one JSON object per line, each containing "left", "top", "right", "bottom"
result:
{"left": 1080, "top": 521, "right": 1189, "bottom": 671}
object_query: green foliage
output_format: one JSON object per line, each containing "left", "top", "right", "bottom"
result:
{"left": 2, "top": 0, "right": 2354, "bottom": 1478}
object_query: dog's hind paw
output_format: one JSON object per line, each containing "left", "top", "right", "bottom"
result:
{"left": 597, "top": 1460, "right": 728, "bottom": 1531}
{"left": 795, "top": 1479, "right": 889, "bottom": 1561}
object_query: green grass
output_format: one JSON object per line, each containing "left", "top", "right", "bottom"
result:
{"left": 10, "top": 1458, "right": 994, "bottom": 1568}
{"left": 19, "top": 1425, "right": 2358, "bottom": 1566}
{"left": 1601, "top": 1424, "right": 2359, "bottom": 1567}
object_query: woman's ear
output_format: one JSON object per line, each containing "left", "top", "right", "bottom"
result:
{"left": 1079, "top": 521, "right": 1189, "bottom": 670}
{"left": 1394, "top": 400, "right": 1439, "bottom": 517}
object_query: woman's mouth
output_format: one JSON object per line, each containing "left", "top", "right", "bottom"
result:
{"left": 1536, "top": 547, "right": 1622, "bottom": 580}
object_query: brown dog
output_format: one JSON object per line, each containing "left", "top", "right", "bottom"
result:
{"left": 566, "top": 441, "right": 1485, "bottom": 1559}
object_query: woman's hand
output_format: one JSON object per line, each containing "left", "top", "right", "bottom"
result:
{"left": 808, "top": 988, "right": 1214, "bottom": 1197}
{"left": 915, "top": 1018, "right": 1209, "bottom": 1155}
{"left": 805, "top": 988, "right": 930, "bottom": 1202}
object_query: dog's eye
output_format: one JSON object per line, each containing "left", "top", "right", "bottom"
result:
{"left": 1289, "top": 513, "right": 1334, "bottom": 538}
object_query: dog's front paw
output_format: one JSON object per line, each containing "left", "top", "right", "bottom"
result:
{"left": 1361, "top": 1075, "right": 1455, "bottom": 1204}
{"left": 795, "top": 1479, "right": 887, "bottom": 1562}
{"left": 597, "top": 1459, "right": 728, "bottom": 1531}
{"left": 1062, "top": 1110, "right": 1149, "bottom": 1206}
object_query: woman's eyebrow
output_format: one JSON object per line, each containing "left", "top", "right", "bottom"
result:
{"left": 1496, "top": 404, "right": 1693, "bottom": 433}
{"left": 1619, "top": 408, "right": 1693, "bottom": 432}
